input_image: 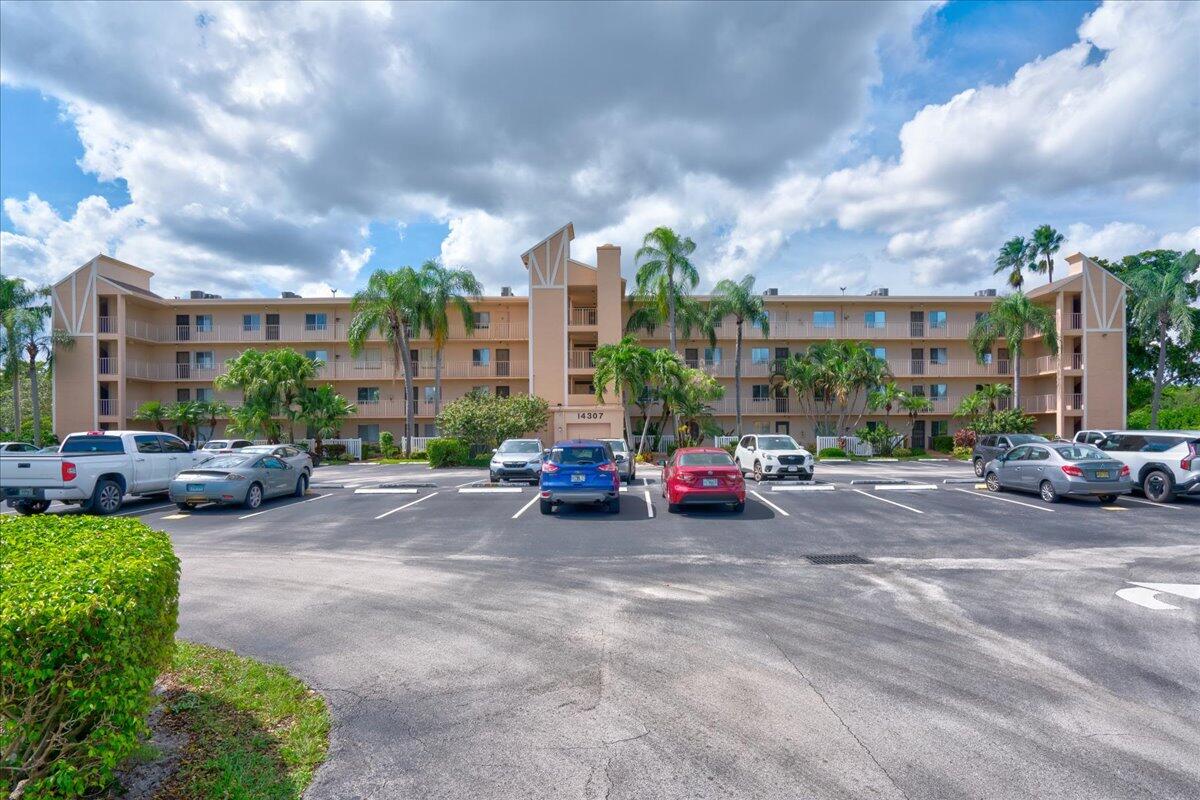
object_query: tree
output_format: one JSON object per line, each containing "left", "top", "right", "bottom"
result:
{"left": 669, "top": 368, "right": 725, "bottom": 447}
{"left": 968, "top": 293, "right": 1058, "bottom": 408}
{"left": 349, "top": 268, "right": 425, "bottom": 456}
{"left": 1127, "top": 250, "right": 1199, "bottom": 427}
{"left": 774, "top": 341, "right": 891, "bottom": 439}
{"left": 165, "top": 401, "right": 203, "bottom": 445}
{"left": 12, "top": 308, "right": 72, "bottom": 446}
{"left": 868, "top": 381, "right": 903, "bottom": 424}
{"left": 994, "top": 236, "right": 1033, "bottom": 290}
{"left": 1, "top": 278, "right": 50, "bottom": 438}
{"left": 215, "top": 348, "right": 318, "bottom": 443}
{"left": 898, "top": 392, "right": 933, "bottom": 445}
{"left": 632, "top": 348, "right": 687, "bottom": 455}
{"left": 592, "top": 336, "right": 653, "bottom": 443}
{"left": 300, "top": 384, "right": 357, "bottom": 456}
{"left": 132, "top": 400, "right": 169, "bottom": 432}
{"left": 195, "top": 399, "right": 231, "bottom": 443}
{"left": 632, "top": 226, "right": 699, "bottom": 352}
{"left": 435, "top": 391, "right": 550, "bottom": 449}
{"left": 710, "top": 275, "right": 770, "bottom": 437}
{"left": 977, "top": 382, "right": 1013, "bottom": 413}
{"left": 1029, "top": 225, "right": 1064, "bottom": 284}
{"left": 418, "top": 260, "right": 482, "bottom": 421}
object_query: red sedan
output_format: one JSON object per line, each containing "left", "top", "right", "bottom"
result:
{"left": 662, "top": 447, "right": 746, "bottom": 513}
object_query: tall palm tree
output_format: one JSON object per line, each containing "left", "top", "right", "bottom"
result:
{"left": 1029, "top": 225, "right": 1065, "bottom": 284}
{"left": 968, "top": 293, "right": 1058, "bottom": 408}
{"left": 638, "top": 348, "right": 686, "bottom": 455}
{"left": 592, "top": 336, "right": 653, "bottom": 443}
{"left": 195, "top": 398, "right": 231, "bottom": 443}
{"left": 1, "top": 277, "right": 46, "bottom": 433}
{"left": 165, "top": 400, "right": 204, "bottom": 446}
{"left": 1128, "top": 250, "right": 1198, "bottom": 427}
{"left": 301, "top": 384, "right": 358, "bottom": 457}
{"left": 869, "top": 381, "right": 903, "bottom": 424}
{"left": 418, "top": 259, "right": 482, "bottom": 421}
{"left": 132, "top": 400, "right": 169, "bottom": 432}
{"left": 977, "top": 382, "right": 1013, "bottom": 413}
{"left": 633, "top": 226, "right": 699, "bottom": 352}
{"left": 710, "top": 275, "right": 770, "bottom": 436}
{"left": 899, "top": 392, "right": 934, "bottom": 447}
{"left": 994, "top": 236, "right": 1033, "bottom": 290}
{"left": 12, "top": 309, "right": 72, "bottom": 445}
{"left": 348, "top": 268, "right": 426, "bottom": 456}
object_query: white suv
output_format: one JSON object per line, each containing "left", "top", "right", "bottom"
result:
{"left": 734, "top": 434, "right": 814, "bottom": 482}
{"left": 1074, "top": 429, "right": 1200, "bottom": 503}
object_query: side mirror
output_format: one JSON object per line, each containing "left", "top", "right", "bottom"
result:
{"left": 491, "top": 448, "right": 498, "bottom": 453}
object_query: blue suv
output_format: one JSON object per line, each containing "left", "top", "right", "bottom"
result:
{"left": 539, "top": 440, "right": 621, "bottom": 515}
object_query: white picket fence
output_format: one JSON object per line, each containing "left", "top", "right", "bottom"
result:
{"left": 815, "top": 434, "right": 904, "bottom": 457}
{"left": 713, "top": 436, "right": 739, "bottom": 448}
{"left": 255, "top": 437, "right": 364, "bottom": 459}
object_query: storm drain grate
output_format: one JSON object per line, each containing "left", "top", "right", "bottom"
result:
{"left": 804, "top": 554, "right": 872, "bottom": 565}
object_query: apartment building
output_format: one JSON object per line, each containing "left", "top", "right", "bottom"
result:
{"left": 51, "top": 223, "right": 1126, "bottom": 445}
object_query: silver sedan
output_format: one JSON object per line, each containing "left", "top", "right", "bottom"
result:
{"left": 985, "top": 442, "right": 1131, "bottom": 503}
{"left": 238, "top": 444, "right": 315, "bottom": 475}
{"left": 169, "top": 453, "right": 307, "bottom": 510}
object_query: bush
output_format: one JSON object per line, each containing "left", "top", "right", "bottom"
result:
{"left": 893, "top": 447, "right": 913, "bottom": 458}
{"left": 1, "top": 516, "right": 180, "bottom": 798}
{"left": 1128, "top": 404, "right": 1200, "bottom": 430}
{"left": 721, "top": 442, "right": 737, "bottom": 458}
{"left": 972, "top": 408, "right": 1036, "bottom": 435}
{"left": 930, "top": 435, "right": 954, "bottom": 453}
{"left": 953, "top": 428, "right": 977, "bottom": 449}
{"left": 427, "top": 437, "right": 470, "bottom": 468}
{"left": 818, "top": 447, "right": 847, "bottom": 458}
{"left": 379, "top": 431, "right": 395, "bottom": 458}
{"left": 317, "top": 442, "right": 346, "bottom": 460}
{"left": 436, "top": 392, "right": 550, "bottom": 449}
{"left": 952, "top": 446, "right": 973, "bottom": 460}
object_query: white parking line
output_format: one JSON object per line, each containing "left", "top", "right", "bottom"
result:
{"left": 643, "top": 489, "right": 655, "bottom": 518}
{"left": 511, "top": 494, "right": 541, "bottom": 519}
{"left": 354, "top": 488, "right": 419, "bottom": 494}
{"left": 115, "top": 502, "right": 176, "bottom": 517}
{"left": 375, "top": 491, "right": 439, "bottom": 519}
{"left": 455, "top": 478, "right": 485, "bottom": 488}
{"left": 459, "top": 486, "right": 523, "bottom": 494}
{"left": 851, "top": 489, "right": 924, "bottom": 514}
{"left": 238, "top": 492, "right": 329, "bottom": 519}
{"left": 947, "top": 486, "right": 1055, "bottom": 513}
{"left": 749, "top": 490, "right": 790, "bottom": 516}
{"left": 872, "top": 483, "right": 938, "bottom": 491}
{"left": 1118, "top": 496, "right": 1183, "bottom": 510}
{"left": 772, "top": 484, "right": 836, "bottom": 492}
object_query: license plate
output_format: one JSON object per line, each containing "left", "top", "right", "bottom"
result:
{"left": 1095, "top": 470, "right": 1110, "bottom": 479}
{"left": 571, "top": 473, "right": 585, "bottom": 483}
{"left": 187, "top": 483, "right": 204, "bottom": 492}
{"left": 16, "top": 488, "right": 34, "bottom": 497}
{"left": 702, "top": 478, "right": 719, "bottom": 487}
{"left": 787, "top": 466, "right": 797, "bottom": 471}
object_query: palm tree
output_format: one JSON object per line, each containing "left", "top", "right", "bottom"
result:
{"left": 12, "top": 309, "right": 72, "bottom": 445}
{"left": 1029, "top": 225, "right": 1065, "bottom": 284}
{"left": 216, "top": 348, "right": 317, "bottom": 443}
{"left": 869, "top": 381, "right": 903, "bottom": 424}
{"left": 301, "top": 384, "right": 358, "bottom": 457}
{"left": 132, "top": 400, "right": 169, "bottom": 432}
{"left": 348, "top": 268, "right": 426, "bottom": 456}
{"left": 1, "top": 277, "right": 47, "bottom": 433}
{"left": 165, "top": 401, "right": 204, "bottom": 445}
{"left": 899, "top": 392, "right": 934, "bottom": 447}
{"left": 994, "top": 236, "right": 1033, "bottom": 290}
{"left": 710, "top": 275, "right": 770, "bottom": 437}
{"left": 418, "top": 260, "right": 482, "bottom": 421}
{"left": 952, "top": 392, "right": 987, "bottom": 421}
{"left": 977, "top": 382, "right": 1013, "bottom": 413}
{"left": 592, "top": 336, "right": 653, "bottom": 443}
{"left": 1128, "top": 250, "right": 1198, "bottom": 427}
{"left": 969, "top": 293, "right": 1058, "bottom": 408}
{"left": 670, "top": 369, "right": 724, "bottom": 447}
{"left": 637, "top": 348, "right": 686, "bottom": 455}
{"left": 633, "top": 226, "right": 699, "bottom": 352}
{"left": 195, "top": 399, "right": 231, "bottom": 443}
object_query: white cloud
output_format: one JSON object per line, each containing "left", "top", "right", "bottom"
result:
{"left": 1158, "top": 226, "right": 1200, "bottom": 253}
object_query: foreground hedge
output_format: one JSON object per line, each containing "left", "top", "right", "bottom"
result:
{"left": 1, "top": 516, "right": 180, "bottom": 798}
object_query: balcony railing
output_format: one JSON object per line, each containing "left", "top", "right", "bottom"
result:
{"left": 570, "top": 307, "right": 597, "bottom": 326}
{"left": 1065, "top": 393, "right": 1084, "bottom": 412}
{"left": 98, "top": 316, "right": 116, "bottom": 333}
{"left": 889, "top": 358, "right": 1011, "bottom": 378}
{"left": 1025, "top": 393, "right": 1058, "bottom": 413}
{"left": 98, "top": 399, "right": 116, "bottom": 416}
{"left": 98, "top": 358, "right": 117, "bottom": 375}
{"left": 123, "top": 320, "right": 528, "bottom": 343}
{"left": 1066, "top": 313, "right": 1083, "bottom": 330}
{"left": 1069, "top": 352, "right": 1083, "bottom": 370}
{"left": 569, "top": 349, "right": 596, "bottom": 369}
{"left": 353, "top": 400, "right": 439, "bottom": 418}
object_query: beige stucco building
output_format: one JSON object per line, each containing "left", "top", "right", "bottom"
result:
{"left": 50, "top": 223, "right": 1127, "bottom": 446}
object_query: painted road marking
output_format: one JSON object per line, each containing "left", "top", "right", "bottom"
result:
{"left": 511, "top": 494, "right": 541, "bottom": 519}
{"left": 1101, "top": 506, "right": 1127, "bottom": 511}
{"left": 643, "top": 488, "right": 655, "bottom": 518}
{"left": 851, "top": 489, "right": 923, "bottom": 514}
{"left": 115, "top": 503, "right": 177, "bottom": 517}
{"left": 1116, "top": 582, "right": 1200, "bottom": 611}
{"left": 947, "top": 486, "right": 1054, "bottom": 513}
{"left": 238, "top": 493, "right": 329, "bottom": 519}
{"left": 749, "top": 490, "right": 790, "bottom": 516}
{"left": 354, "top": 487, "right": 419, "bottom": 494}
{"left": 459, "top": 486, "right": 523, "bottom": 494}
{"left": 772, "top": 484, "right": 836, "bottom": 492}
{"left": 872, "top": 483, "right": 938, "bottom": 491}
{"left": 975, "top": 483, "right": 988, "bottom": 489}
{"left": 1119, "top": 496, "right": 1184, "bottom": 510}
{"left": 375, "top": 491, "right": 439, "bottom": 519}
{"left": 454, "top": 478, "right": 485, "bottom": 488}
{"left": 161, "top": 513, "right": 189, "bottom": 520}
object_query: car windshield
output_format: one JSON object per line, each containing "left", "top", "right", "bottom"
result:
{"left": 757, "top": 436, "right": 801, "bottom": 451}
{"left": 1054, "top": 445, "right": 1107, "bottom": 461}
{"left": 601, "top": 439, "right": 629, "bottom": 452}
{"left": 61, "top": 435, "right": 124, "bottom": 454}
{"left": 195, "top": 455, "right": 254, "bottom": 470}
{"left": 550, "top": 445, "right": 608, "bottom": 465}
{"left": 203, "top": 440, "right": 231, "bottom": 449}
{"left": 498, "top": 440, "right": 540, "bottom": 454}
{"left": 1009, "top": 434, "right": 1049, "bottom": 445}
{"left": 678, "top": 452, "right": 734, "bottom": 467}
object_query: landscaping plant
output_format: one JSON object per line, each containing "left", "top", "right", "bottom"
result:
{"left": 427, "top": 437, "right": 470, "bottom": 468}
{"left": 435, "top": 391, "right": 549, "bottom": 450}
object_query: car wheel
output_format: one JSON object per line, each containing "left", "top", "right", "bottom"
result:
{"left": 539, "top": 499, "right": 553, "bottom": 515}
{"left": 13, "top": 500, "right": 48, "bottom": 515}
{"left": 1039, "top": 480, "right": 1060, "bottom": 504}
{"left": 754, "top": 461, "right": 764, "bottom": 482}
{"left": 731, "top": 500, "right": 745, "bottom": 513}
{"left": 1142, "top": 469, "right": 1175, "bottom": 503}
{"left": 489, "top": 472, "right": 497, "bottom": 483}
{"left": 244, "top": 482, "right": 264, "bottom": 509}
{"left": 667, "top": 502, "right": 679, "bottom": 513}
{"left": 799, "top": 473, "right": 812, "bottom": 481}
{"left": 985, "top": 472, "right": 1001, "bottom": 492}
{"left": 294, "top": 474, "right": 308, "bottom": 497}
{"left": 606, "top": 497, "right": 620, "bottom": 514}
{"left": 175, "top": 502, "right": 193, "bottom": 511}
{"left": 90, "top": 479, "right": 123, "bottom": 515}
{"left": 1097, "top": 494, "right": 1117, "bottom": 504}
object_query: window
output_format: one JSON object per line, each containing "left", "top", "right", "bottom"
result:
{"left": 305, "top": 312, "right": 327, "bottom": 331}
{"left": 929, "top": 348, "right": 947, "bottom": 365}
{"left": 472, "top": 348, "right": 491, "bottom": 366}
{"left": 931, "top": 420, "right": 947, "bottom": 437}
{"left": 1006, "top": 445, "right": 1029, "bottom": 460}
{"left": 751, "top": 347, "right": 770, "bottom": 365}
{"left": 195, "top": 351, "right": 215, "bottom": 369}
{"left": 703, "top": 347, "right": 722, "bottom": 365}
{"left": 473, "top": 311, "right": 491, "bottom": 328}
{"left": 160, "top": 435, "right": 189, "bottom": 454}
{"left": 495, "top": 385, "right": 510, "bottom": 398}
{"left": 357, "top": 424, "right": 380, "bottom": 443}
{"left": 243, "top": 313, "right": 261, "bottom": 332}
{"left": 305, "top": 349, "right": 328, "bottom": 365}
{"left": 981, "top": 350, "right": 993, "bottom": 365}
{"left": 357, "top": 386, "right": 380, "bottom": 404}
{"left": 872, "top": 347, "right": 886, "bottom": 360}
{"left": 910, "top": 385, "right": 925, "bottom": 397}
{"left": 752, "top": 384, "right": 771, "bottom": 400}
{"left": 176, "top": 388, "right": 191, "bottom": 402}
{"left": 135, "top": 435, "right": 162, "bottom": 454}
{"left": 929, "top": 310, "right": 947, "bottom": 329}
{"left": 813, "top": 310, "right": 836, "bottom": 328}
{"left": 739, "top": 436, "right": 754, "bottom": 449}
{"left": 930, "top": 384, "right": 948, "bottom": 399}
{"left": 195, "top": 387, "right": 213, "bottom": 402}
{"left": 422, "top": 386, "right": 438, "bottom": 402}
{"left": 61, "top": 435, "right": 124, "bottom": 453}
{"left": 864, "top": 310, "right": 886, "bottom": 328}
{"left": 355, "top": 348, "right": 383, "bottom": 368}
{"left": 195, "top": 314, "right": 213, "bottom": 332}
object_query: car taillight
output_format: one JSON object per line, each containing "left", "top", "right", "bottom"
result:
{"left": 541, "top": 462, "right": 559, "bottom": 473}
{"left": 677, "top": 472, "right": 695, "bottom": 483}
{"left": 597, "top": 462, "right": 617, "bottom": 473}
{"left": 1183, "top": 444, "right": 1197, "bottom": 471}
{"left": 1119, "top": 465, "right": 1131, "bottom": 477}
{"left": 61, "top": 461, "right": 77, "bottom": 481}
{"left": 1061, "top": 464, "right": 1084, "bottom": 477}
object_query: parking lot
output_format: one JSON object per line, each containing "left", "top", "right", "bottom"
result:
{"left": 7, "top": 459, "right": 1199, "bottom": 798}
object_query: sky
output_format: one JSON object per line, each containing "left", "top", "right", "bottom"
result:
{"left": 1, "top": 0, "right": 1197, "bottom": 299}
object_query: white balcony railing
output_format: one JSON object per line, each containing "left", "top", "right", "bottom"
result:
{"left": 122, "top": 319, "right": 528, "bottom": 344}
{"left": 1069, "top": 352, "right": 1083, "bottom": 370}
{"left": 1067, "top": 313, "right": 1083, "bottom": 330}
{"left": 98, "top": 398, "right": 115, "bottom": 416}
{"left": 570, "top": 307, "right": 597, "bottom": 326}
{"left": 98, "top": 316, "right": 116, "bottom": 333}
{"left": 97, "top": 357, "right": 117, "bottom": 375}
{"left": 1025, "top": 393, "right": 1058, "bottom": 413}
{"left": 569, "top": 349, "right": 596, "bottom": 369}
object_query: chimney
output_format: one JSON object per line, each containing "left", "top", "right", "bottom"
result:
{"left": 500, "top": 286, "right": 513, "bottom": 297}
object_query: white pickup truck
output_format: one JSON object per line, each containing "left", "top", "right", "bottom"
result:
{"left": 0, "top": 430, "right": 206, "bottom": 515}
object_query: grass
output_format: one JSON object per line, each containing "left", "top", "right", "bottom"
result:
{"left": 365, "top": 457, "right": 429, "bottom": 464}
{"left": 148, "top": 641, "right": 329, "bottom": 799}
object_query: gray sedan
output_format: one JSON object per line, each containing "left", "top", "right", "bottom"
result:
{"left": 984, "top": 442, "right": 1131, "bottom": 503}
{"left": 169, "top": 453, "right": 307, "bottom": 510}
{"left": 600, "top": 438, "right": 636, "bottom": 483}
{"left": 238, "top": 444, "right": 314, "bottom": 475}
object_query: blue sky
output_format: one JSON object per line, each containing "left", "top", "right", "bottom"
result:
{"left": 1, "top": 0, "right": 1195, "bottom": 297}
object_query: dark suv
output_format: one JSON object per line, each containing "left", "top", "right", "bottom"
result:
{"left": 972, "top": 433, "right": 1050, "bottom": 477}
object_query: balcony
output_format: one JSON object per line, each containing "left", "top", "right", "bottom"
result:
{"left": 569, "top": 349, "right": 596, "bottom": 369}
{"left": 98, "top": 398, "right": 116, "bottom": 417}
{"left": 98, "top": 316, "right": 117, "bottom": 333}
{"left": 1025, "top": 393, "right": 1058, "bottom": 413}
{"left": 98, "top": 357, "right": 117, "bottom": 375}
{"left": 354, "top": 400, "right": 439, "bottom": 418}
{"left": 1064, "top": 393, "right": 1084, "bottom": 412}
{"left": 1066, "top": 312, "right": 1083, "bottom": 330}
{"left": 889, "top": 358, "right": 1011, "bottom": 378}
{"left": 122, "top": 320, "right": 529, "bottom": 344}
{"left": 126, "top": 361, "right": 225, "bottom": 381}
{"left": 570, "top": 307, "right": 597, "bottom": 326}
{"left": 1068, "top": 352, "right": 1083, "bottom": 370}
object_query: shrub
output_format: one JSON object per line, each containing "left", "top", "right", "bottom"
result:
{"left": 953, "top": 428, "right": 977, "bottom": 449}
{"left": 379, "top": 431, "right": 396, "bottom": 458}
{"left": 435, "top": 392, "right": 550, "bottom": 448}
{"left": 971, "top": 408, "right": 1036, "bottom": 435}
{"left": 909, "top": 447, "right": 927, "bottom": 456}
{"left": 410, "top": 450, "right": 428, "bottom": 460}
{"left": 930, "top": 435, "right": 954, "bottom": 453}
{"left": 1, "top": 516, "right": 180, "bottom": 798}
{"left": 952, "top": 446, "right": 973, "bottom": 460}
{"left": 893, "top": 447, "right": 913, "bottom": 458}
{"left": 317, "top": 442, "right": 346, "bottom": 460}
{"left": 818, "top": 447, "right": 847, "bottom": 458}
{"left": 721, "top": 442, "right": 737, "bottom": 458}
{"left": 854, "top": 423, "right": 902, "bottom": 456}
{"left": 1128, "top": 404, "right": 1200, "bottom": 430}
{"left": 427, "top": 437, "right": 470, "bottom": 468}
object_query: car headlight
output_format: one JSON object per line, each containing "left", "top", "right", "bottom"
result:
{"left": 763, "top": 453, "right": 777, "bottom": 460}
{"left": 527, "top": 459, "right": 541, "bottom": 467}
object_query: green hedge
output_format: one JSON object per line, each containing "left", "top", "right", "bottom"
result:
{"left": 1127, "top": 404, "right": 1200, "bottom": 430}
{"left": 427, "top": 437, "right": 470, "bottom": 468}
{"left": 930, "top": 435, "right": 954, "bottom": 453}
{"left": 1, "top": 516, "right": 180, "bottom": 798}
{"left": 818, "top": 447, "right": 847, "bottom": 458}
